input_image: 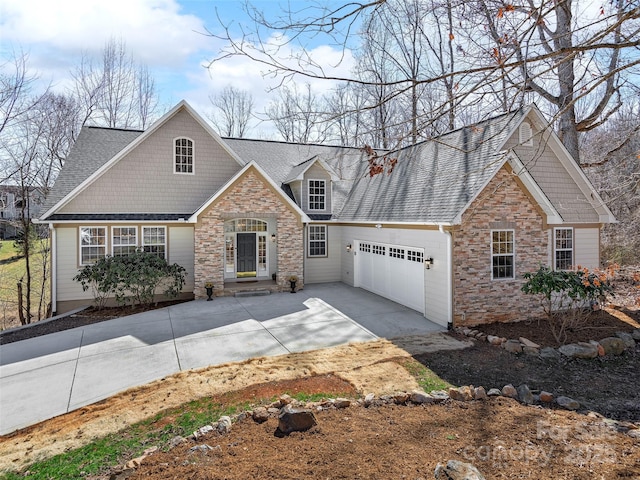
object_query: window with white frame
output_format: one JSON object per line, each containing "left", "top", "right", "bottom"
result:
{"left": 112, "top": 227, "right": 138, "bottom": 256}
{"left": 308, "top": 225, "right": 327, "bottom": 257}
{"left": 554, "top": 227, "right": 573, "bottom": 271}
{"left": 174, "top": 137, "right": 193, "bottom": 174}
{"left": 491, "top": 230, "right": 514, "bottom": 279}
{"left": 80, "top": 226, "right": 106, "bottom": 265}
{"left": 308, "top": 180, "right": 326, "bottom": 210}
{"left": 142, "top": 226, "right": 166, "bottom": 258}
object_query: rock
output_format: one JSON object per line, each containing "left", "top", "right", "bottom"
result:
{"left": 615, "top": 332, "right": 636, "bottom": 349}
{"left": 519, "top": 337, "right": 540, "bottom": 348}
{"left": 539, "top": 347, "right": 561, "bottom": 359}
{"left": 333, "top": 398, "right": 351, "bottom": 409}
{"left": 487, "top": 335, "right": 502, "bottom": 345}
{"left": 279, "top": 394, "right": 294, "bottom": 406}
{"left": 557, "top": 396, "right": 580, "bottom": 410}
{"left": 487, "top": 388, "right": 502, "bottom": 397}
{"left": 168, "top": 436, "right": 186, "bottom": 449}
{"left": 410, "top": 390, "right": 435, "bottom": 404}
{"left": 558, "top": 342, "right": 598, "bottom": 359}
{"left": 193, "top": 425, "right": 213, "bottom": 439}
{"left": 522, "top": 346, "right": 540, "bottom": 355}
{"left": 476, "top": 333, "right": 487, "bottom": 342}
{"left": 596, "top": 343, "right": 605, "bottom": 357}
{"left": 599, "top": 337, "right": 626, "bottom": 356}
{"left": 503, "top": 339, "right": 523, "bottom": 353}
{"left": 448, "top": 386, "right": 474, "bottom": 402}
{"left": 632, "top": 329, "right": 640, "bottom": 341}
{"left": 474, "top": 386, "right": 488, "bottom": 400}
{"left": 189, "top": 444, "right": 216, "bottom": 453}
{"left": 363, "top": 393, "right": 375, "bottom": 407}
{"left": 469, "top": 330, "right": 479, "bottom": 337}
{"left": 267, "top": 407, "right": 280, "bottom": 415}
{"left": 434, "top": 460, "right": 486, "bottom": 480}
{"left": 252, "top": 407, "right": 269, "bottom": 423}
{"left": 516, "top": 384, "right": 534, "bottom": 405}
{"left": 277, "top": 405, "right": 317, "bottom": 434}
{"left": 539, "top": 391, "right": 554, "bottom": 403}
{"left": 501, "top": 384, "right": 518, "bottom": 398}
{"left": 627, "top": 430, "right": 640, "bottom": 439}
{"left": 392, "top": 392, "right": 409, "bottom": 404}
{"left": 430, "top": 390, "right": 450, "bottom": 403}
{"left": 216, "top": 416, "right": 232, "bottom": 434}
{"left": 125, "top": 456, "right": 145, "bottom": 469}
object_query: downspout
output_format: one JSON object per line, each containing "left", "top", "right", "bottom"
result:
{"left": 439, "top": 224, "right": 453, "bottom": 330}
{"left": 49, "top": 223, "right": 57, "bottom": 316}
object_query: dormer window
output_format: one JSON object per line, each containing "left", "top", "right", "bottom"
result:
{"left": 519, "top": 122, "right": 533, "bottom": 147}
{"left": 174, "top": 137, "right": 194, "bottom": 174}
{"left": 308, "top": 180, "right": 326, "bottom": 210}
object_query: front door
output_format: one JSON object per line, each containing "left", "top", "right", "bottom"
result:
{"left": 237, "top": 233, "right": 257, "bottom": 278}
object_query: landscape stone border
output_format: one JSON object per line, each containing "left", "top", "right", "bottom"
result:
{"left": 454, "top": 326, "right": 640, "bottom": 359}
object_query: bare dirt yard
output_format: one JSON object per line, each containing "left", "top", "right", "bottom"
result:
{"left": 1, "top": 278, "right": 639, "bottom": 479}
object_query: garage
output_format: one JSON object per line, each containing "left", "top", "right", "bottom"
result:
{"left": 354, "top": 240, "right": 425, "bottom": 313}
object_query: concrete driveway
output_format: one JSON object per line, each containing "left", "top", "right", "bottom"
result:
{"left": 0, "top": 282, "right": 442, "bottom": 435}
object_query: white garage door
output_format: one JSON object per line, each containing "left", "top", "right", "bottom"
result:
{"left": 354, "top": 241, "right": 425, "bottom": 313}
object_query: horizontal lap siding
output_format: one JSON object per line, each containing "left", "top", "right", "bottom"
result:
{"left": 304, "top": 225, "right": 341, "bottom": 283}
{"left": 574, "top": 227, "right": 600, "bottom": 270}
{"left": 56, "top": 227, "right": 93, "bottom": 302}
{"left": 169, "top": 227, "right": 195, "bottom": 292}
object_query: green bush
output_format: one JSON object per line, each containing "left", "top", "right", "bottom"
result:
{"left": 73, "top": 252, "right": 187, "bottom": 309}
{"left": 521, "top": 265, "right": 615, "bottom": 344}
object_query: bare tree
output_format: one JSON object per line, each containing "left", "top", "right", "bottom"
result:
{"left": 0, "top": 51, "right": 42, "bottom": 135}
{"left": 265, "top": 83, "right": 327, "bottom": 143}
{"left": 209, "top": 85, "right": 254, "bottom": 137}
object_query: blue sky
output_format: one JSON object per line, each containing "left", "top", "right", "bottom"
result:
{"left": 0, "top": 0, "right": 355, "bottom": 136}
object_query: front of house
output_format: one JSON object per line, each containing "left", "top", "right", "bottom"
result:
{"left": 37, "top": 101, "right": 615, "bottom": 328}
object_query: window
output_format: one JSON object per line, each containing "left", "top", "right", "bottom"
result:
{"left": 389, "top": 247, "right": 405, "bottom": 259}
{"left": 554, "top": 228, "right": 573, "bottom": 271}
{"left": 142, "top": 226, "right": 166, "bottom": 258}
{"left": 372, "top": 244, "right": 386, "bottom": 256}
{"left": 359, "top": 243, "right": 371, "bottom": 253}
{"left": 308, "top": 180, "right": 326, "bottom": 210}
{"left": 491, "top": 230, "right": 514, "bottom": 279}
{"left": 308, "top": 225, "right": 327, "bottom": 257}
{"left": 112, "top": 227, "right": 137, "bottom": 256}
{"left": 174, "top": 138, "right": 193, "bottom": 174}
{"left": 407, "top": 250, "right": 424, "bottom": 263}
{"left": 80, "top": 227, "right": 106, "bottom": 265}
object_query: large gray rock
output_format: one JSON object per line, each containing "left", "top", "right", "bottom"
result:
{"left": 434, "top": 460, "right": 486, "bottom": 480}
{"left": 539, "top": 347, "right": 561, "bottom": 359}
{"left": 410, "top": 390, "right": 436, "bottom": 404}
{"left": 278, "top": 405, "right": 317, "bottom": 434}
{"left": 615, "top": 331, "right": 636, "bottom": 349}
{"left": 216, "top": 415, "right": 232, "bottom": 434}
{"left": 501, "top": 384, "right": 518, "bottom": 398}
{"left": 503, "top": 339, "right": 523, "bottom": 353}
{"left": 599, "top": 337, "right": 626, "bottom": 356}
{"left": 632, "top": 329, "right": 640, "bottom": 341}
{"left": 252, "top": 406, "right": 269, "bottom": 423}
{"left": 558, "top": 342, "right": 598, "bottom": 359}
{"left": 517, "top": 384, "right": 534, "bottom": 405}
{"left": 519, "top": 337, "right": 540, "bottom": 348}
{"left": 556, "top": 396, "right": 580, "bottom": 410}
{"left": 448, "top": 386, "right": 474, "bottom": 402}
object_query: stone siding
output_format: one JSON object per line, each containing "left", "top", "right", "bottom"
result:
{"left": 194, "top": 168, "right": 303, "bottom": 298}
{"left": 453, "top": 166, "right": 548, "bottom": 326}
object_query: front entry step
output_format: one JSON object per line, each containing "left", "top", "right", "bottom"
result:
{"left": 234, "top": 289, "right": 271, "bottom": 297}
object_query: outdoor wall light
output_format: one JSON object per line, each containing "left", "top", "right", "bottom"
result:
{"left": 425, "top": 257, "right": 434, "bottom": 269}
{"left": 346, "top": 243, "right": 352, "bottom": 252}
{"left": 271, "top": 234, "right": 276, "bottom": 242}
{"left": 375, "top": 223, "right": 382, "bottom": 229}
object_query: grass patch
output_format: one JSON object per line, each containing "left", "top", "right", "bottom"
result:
{"left": 401, "top": 358, "right": 453, "bottom": 392}
{"left": 0, "top": 390, "right": 349, "bottom": 479}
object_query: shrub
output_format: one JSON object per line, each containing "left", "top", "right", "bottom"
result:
{"left": 74, "top": 252, "right": 187, "bottom": 309}
{"left": 521, "top": 265, "right": 616, "bottom": 344}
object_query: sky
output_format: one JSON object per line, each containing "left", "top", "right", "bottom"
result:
{"left": 0, "top": 0, "right": 356, "bottom": 137}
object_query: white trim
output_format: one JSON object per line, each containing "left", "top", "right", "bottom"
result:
{"left": 39, "top": 100, "right": 246, "bottom": 220}
{"left": 173, "top": 136, "right": 195, "bottom": 175}
{"left": 189, "top": 161, "right": 311, "bottom": 223}
{"left": 79, "top": 226, "right": 107, "bottom": 266}
{"left": 284, "top": 157, "right": 340, "bottom": 183}
{"left": 307, "top": 179, "right": 327, "bottom": 211}
{"left": 553, "top": 227, "right": 574, "bottom": 271}
{"left": 50, "top": 224, "right": 57, "bottom": 314}
{"left": 307, "top": 224, "right": 328, "bottom": 257}
{"left": 490, "top": 229, "right": 515, "bottom": 280}
{"left": 141, "top": 225, "right": 167, "bottom": 259}
{"left": 438, "top": 225, "right": 453, "bottom": 326}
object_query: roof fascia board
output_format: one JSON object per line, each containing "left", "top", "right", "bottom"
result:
{"left": 328, "top": 220, "right": 454, "bottom": 227}
{"left": 39, "top": 100, "right": 245, "bottom": 220}
{"left": 189, "top": 161, "right": 311, "bottom": 223}
{"left": 37, "top": 219, "right": 191, "bottom": 225}
{"left": 495, "top": 104, "right": 534, "bottom": 152}
{"left": 286, "top": 158, "right": 340, "bottom": 182}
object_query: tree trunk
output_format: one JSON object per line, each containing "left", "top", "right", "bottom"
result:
{"left": 17, "top": 280, "right": 26, "bottom": 325}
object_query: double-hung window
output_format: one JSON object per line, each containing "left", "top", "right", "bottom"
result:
{"left": 142, "top": 226, "right": 166, "bottom": 258}
{"left": 554, "top": 227, "right": 573, "bottom": 271}
{"left": 80, "top": 227, "right": 106, "bottom": 265}
{"left": 308, "top": 225, "right": 327, "bottom": 257}
{"left": 174, "top": 137, "right": 193, "bottom": 174}
{"left": 112, "top": 227, "right": 138, "bottom": 256}
{"left": 308, "top": 180, "right": 326, "bottom": 210}
{"left": 491, "top": 230, "right": 514, "bottom": 279}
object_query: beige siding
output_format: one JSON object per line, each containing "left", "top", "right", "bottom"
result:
{"left": 56, "top": 227, "right": 93, "bottom": 302}
{"left": 504, "top": 115, "right": 599, "bottom": 223}
{"left": 61, "top": 109, "right": 242, "bottom": 214}
{"left": 301, "top": 163, "right": 332, "bottom": 213}
{"left": 574, "top": 227, "right": 600, "bottom": 269}
{"left": 339, "top": 225, "right": 450, "bottom": 326}
{"left": 169, "top": 226, "right": 195, "bottom": 291}
{"left": 304, "top": 224, "right": 342, "bottom": 283}
{"left": 290, "top": 181, "right": 302, "bottom": 205}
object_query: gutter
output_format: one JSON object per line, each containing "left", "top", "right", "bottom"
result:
{"left": 439, "top": 224, "right": 453, "bottom": 330}
{"left": 49, "top": 223, "right": 57, "bottom": 316}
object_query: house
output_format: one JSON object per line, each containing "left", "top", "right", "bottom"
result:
{"left": 36, "top": 101, "right": 615, "bottom": 328}
{"left": 0, "top": 185, "right": 45, "bottom": 239}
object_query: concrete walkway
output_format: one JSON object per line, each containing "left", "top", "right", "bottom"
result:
{"left": 0, "top": 283, "right": 443, "bottom": 435}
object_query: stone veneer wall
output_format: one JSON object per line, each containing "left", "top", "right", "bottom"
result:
{"left": 194, "top": 169, "right": 304, "bottom": 298}
{"left": 453, "top": 166, "right": 548, "bottom": 326}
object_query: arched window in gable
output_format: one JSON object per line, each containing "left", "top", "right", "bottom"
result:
{"left": 174, "top": 137, "right": 194, "bottom": 174}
